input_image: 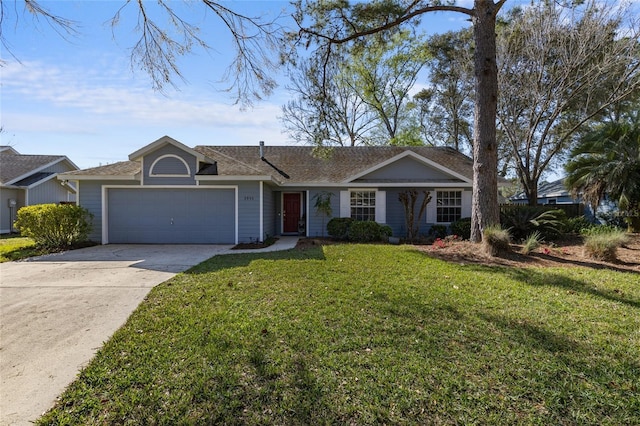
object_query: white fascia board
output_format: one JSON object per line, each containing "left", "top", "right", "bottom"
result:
{"left": 25, "top": 172, "right": 59, "bottom": 189}
{"left": 57, "top": 175, "right": 140, "bottom": 181}
{"left": 128, "top": 135, "right": 212, "bottom": 163}
{"left": 5, "top": 158, "right": 69, "bottom": 186}
{"left": 343, "top": 151, "right": 472, "bottom": 184}
{"left": 196, "top": 175, "right": 274, "bottom": 182}
{"left": 279, "top": 181, "right": 472, "bottom": 188}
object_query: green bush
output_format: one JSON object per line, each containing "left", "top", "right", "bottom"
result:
{"left": 327, "top": 217, "right": 354, "bottom": 240}
{"left": 582, "top": 229, "right": 629, "bottom": 261}
{"left": 428, "top": 224, "right": 448, "bottom": 239}
{"left": 14, "top": 204, "right": 93, "bottom": 249}
{"left": 564, "top": 215, "right": 594, "bottom": 235}
{"left": 449, "top": 217, "right": 471, "bottom": 240}
{"left": 500, "top": 206, "right": 565, "bottom": 241}
{"left": 347, "top": 221, "right": 391, "bottom": 243}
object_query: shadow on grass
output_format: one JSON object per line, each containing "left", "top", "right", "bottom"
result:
{"left": 418, "top": 247, "right": 640, "bottom": 310}
{"left": 186, "top": 246, "right": 327, "bottom": 275}
{"left": 502, "top": 267, "right": 640, "bottom": 309}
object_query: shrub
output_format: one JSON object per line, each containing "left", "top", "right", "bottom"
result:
{"left": 428, "top": 224, "right": 448, "bottom": 239}
{"left": 521, "top": 231, "right": 542, "bottom": 255}
{"left": 449, "top": 217, "right": 471, "bottom": 240}
{"left": 482, "top": 225, "right": 511, "bottom": 257}
{"left": 564, "top": 215, "right": 593, "bottom": 235}
{"left": 582, "top": 229, "right": 629, "bottom": 261}
{"left": 500, "top": 206, "right": 565, "bottom": 241}
{"left": 14, "top": 204, "right": 93, "bottom": 249}
{"left": 327, "top": 217, "right": 354, "bottom": 240}
{"left": 347, "top": 221, "right": 391, "bottom": 243}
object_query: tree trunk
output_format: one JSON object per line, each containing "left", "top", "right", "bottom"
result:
{"left": 470, "top": 1, "right": 500, "bottom": 242}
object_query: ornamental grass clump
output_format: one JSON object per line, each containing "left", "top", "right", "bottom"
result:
{"left": 482, "top": 225, "right": 511, "bottom": 257}
{"left": 521, "top": 231, "right": 542, "bottom": 255}
{"left": 582, "top": 227, "right": 629, "bottom": 261}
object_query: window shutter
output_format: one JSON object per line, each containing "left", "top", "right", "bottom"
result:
{"left": 462, "top": 190, "right": 472, "bottom": 218}
{"left": 375, "top": 190, "right": 386, "bottom": 223}
{"left": 340, "top": 191, "right": 350, "bottom": 218}
{"left": 426, "top": 190, "right": 436, "bottom": 223}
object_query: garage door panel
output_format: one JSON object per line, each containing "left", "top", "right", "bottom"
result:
{"left": 108, "top": 188, "right": 235, "bottom": 244}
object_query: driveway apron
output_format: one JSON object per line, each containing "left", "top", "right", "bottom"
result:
{"left": 0, "top": 244, "right": 232, "bottom": 426}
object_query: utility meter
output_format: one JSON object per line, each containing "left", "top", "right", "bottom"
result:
{"left": 8, "top": 199, "right": 16, "bottom": 207}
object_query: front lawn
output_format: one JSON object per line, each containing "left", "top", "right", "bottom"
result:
{"left": 39, "top": 244, "right": 640, "bottom": 425}
{"left": 0, "top": 235, "right": 39, "bottom": 262}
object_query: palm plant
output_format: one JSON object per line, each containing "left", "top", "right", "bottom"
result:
{"left": 565, "top": 116, "right": 640, "bottom": 232}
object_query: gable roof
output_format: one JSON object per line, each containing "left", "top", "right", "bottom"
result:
{"left": 0, "top": 146, "right": 19, "bottom": 155}
{"left": 194, "top": 145, "right": 476, "bottom": 185}
{"left": 128, "top": 135, "right": 215, "bottom": 164}
{"left": 60, "top": 141, "right": 488, "bottom": 187}
{"left": 0, "top": 150, "right": 78, "bottom": 186}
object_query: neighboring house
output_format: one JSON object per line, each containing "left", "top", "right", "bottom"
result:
{"left": 509, "top": 178, "right": 616, "bottom": 221}
{"left": 0, "top": 146, "right": 79, "bottom": 233}
{"left": 58, "top": 135, "right": 486, "bottom": 244}
{"left": 510, "top": 179, "right": 576, "bottom": 206}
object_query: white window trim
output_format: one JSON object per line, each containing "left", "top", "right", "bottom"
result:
{"left": 149, "top": 154, "right": 191, "bottom": 177}
{"left": 433, "top": 188, "right": 464, "bottom": 224}
{"left": 340, "top": 189, "right": 386, "bottom": 223}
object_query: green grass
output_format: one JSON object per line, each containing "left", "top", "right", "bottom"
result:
{"left": 0, "top": 235, "right": 40, "bottom": 262}
{"left": 39, "top": 244, "right": 640, "bottom": 425}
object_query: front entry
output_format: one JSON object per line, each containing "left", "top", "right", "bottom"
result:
{"left": 282, "top": 193, "right": 302, "bottom": 234}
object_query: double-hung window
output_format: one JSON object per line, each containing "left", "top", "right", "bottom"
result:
{"left": 350, "top": 191, "right": 376, "bottom": 221}
{"left": 436, "top": 190, "right": 462, "bottom": 223}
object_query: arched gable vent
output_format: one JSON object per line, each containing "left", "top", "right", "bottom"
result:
{"left": 149, "top": 154, "right": 191, "bottom": 177}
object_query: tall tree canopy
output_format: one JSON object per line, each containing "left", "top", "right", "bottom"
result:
{"left": 496, "top": 1, "right": 640, "bottom": 206}
{"left": 281, "top": 27, "right": 429, "bottom": 146}
{"left": 293, "top": 0, "right": 507, "bottom": 242}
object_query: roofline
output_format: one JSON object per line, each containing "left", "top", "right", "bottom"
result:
{"left": 57, "top": 174, "right": 140, "bottom": 181}
{"left": 4, "top": 157, "right": 78, "bottom": 186}
{"left": 129, "top": 136, "right": 214, "bottom": 163}
{"left": 24, "top": 172, "right": 58, "bottom": 189}
{"left": 195, "top": 175, "right": 274, "bottom": 182}
{"left": 278, "top": 182, "right": 475, "bottom": 188}
{"left": 343, "top": 150, "right": 472, "bottom": 184}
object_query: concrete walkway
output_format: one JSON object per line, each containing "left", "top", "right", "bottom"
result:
{"left": 0, "top": 237, "right": 298, "bottom": 426}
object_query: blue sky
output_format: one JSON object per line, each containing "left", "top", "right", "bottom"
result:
{"left": 1, "top": 0, "right": 520, "bottom": 169}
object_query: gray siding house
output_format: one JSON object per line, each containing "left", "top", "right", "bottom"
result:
{"left": 0, "top": 146, "right": 78, "bottom": 233}
{"left": 59, "top": 136, "right": 478, "bottom": 244}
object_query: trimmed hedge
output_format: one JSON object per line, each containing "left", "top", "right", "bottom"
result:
{"left": 327, "top": 218, "right": 391, "bottom": 242}
{"left": 327, "top": 217, "right": 354, "bottom": 240}
{"left": 14, "top": 204, "right": 93, "bottom": 249}
{"left": 347, "top": 221, "right": 392, "bottom": 243}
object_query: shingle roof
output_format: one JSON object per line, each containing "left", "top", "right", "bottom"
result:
{"left": 194, "top": 145, "right": 475, "bottom": 184}
{"left": 62, "top": 145, "right": 479, "bottom": 185}
{"left": 61, "top": 161, "right": 141, "bottom": 177}
{"left": 0, "top": 152, "right": 70, "bottom": 185}
{"left": 511, "top": 178, "right": 569, "bottom": 201}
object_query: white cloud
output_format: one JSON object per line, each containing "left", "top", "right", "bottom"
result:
{"left": 2, "top": 60, "right": 283, "bottom": 131}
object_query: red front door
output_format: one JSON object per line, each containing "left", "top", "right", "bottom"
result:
{"left": 283, "top": 193, "right": 301, "bottom": 233}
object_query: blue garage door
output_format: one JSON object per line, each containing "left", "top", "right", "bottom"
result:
{"left": 108, "top": 188, "right": 235, "bottom": 243}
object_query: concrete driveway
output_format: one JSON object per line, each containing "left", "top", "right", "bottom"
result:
{"left": 0, "top": 244, "right": 234, "bottom": 426}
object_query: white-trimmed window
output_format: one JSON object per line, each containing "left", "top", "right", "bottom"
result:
{"left": 350, "top": 190, "right": 376, "bottom": 221}
{"left": 340, "top": 190, "right": 386, "bottom": 223}
{"left": 436, "top": 190, "right": 462, "bottom": 223}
